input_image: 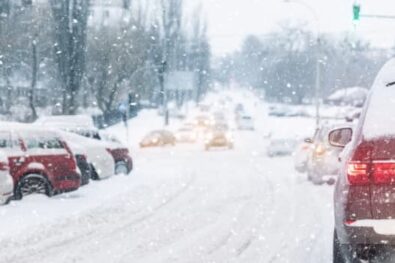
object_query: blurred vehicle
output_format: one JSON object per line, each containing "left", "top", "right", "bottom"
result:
{"left": 175, "top": 126, "right": 197, "bottom": 143}
{"left": 332, "top": 58, "right": 395, "bottom": 262}
{"left": 193, "top": 114, "right": 211, "bottom": 128}
{"left": 345, "top": 107, "right": 362, "bottom": 122}
{"left": 60, "top": 131, "right": 115, "bottom": 179}
{"left": 266, "top": 138, "right": 297, "bottom": 157}
{"left": 140, "top": 130, "right": 176, "bottom": 148}
{"left": 0, "top": 124, "right": 81, "bottom": 199}
{"left": 36, "top": 116, "right": 133, "bottom": 175}
{"left": 0, "top": 151, "right": 14, "bottom": 204}
{"left": 236, "top": 115, "right": 254, "bottom": 130}
{"left": 268, "top": 105, "right": 288, "bottom": 117}
{"left": 293, "top": 138, "right": 313, "bottom": 173}
{"left": 306, "top": 124, "right": 353, "bottom": 185}
{"left": 204, "top": 124, "right": 234, "bottom": 150}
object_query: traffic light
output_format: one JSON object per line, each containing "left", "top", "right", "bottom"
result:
{"left": 353, "top": 4, "right": 361, "bottom": 21}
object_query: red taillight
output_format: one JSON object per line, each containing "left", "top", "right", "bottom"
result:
{"left": 347, "top": 162, "right": 369, "bottom": 185}
{"left": 372, "top": 162, "right": 395, "bottom": 185}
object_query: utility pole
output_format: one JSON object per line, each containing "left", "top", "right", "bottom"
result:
{"left": 315, "top": 38, "right": 321, "bottom": 128}
{"left": 29, "top": 34, "right": 38, "bottom": 121}
{"left": 158, "top": 60, "right": 169, "bottom": 126}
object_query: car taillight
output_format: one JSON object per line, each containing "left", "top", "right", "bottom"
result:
{"left": 347, "top": 162, "right": 370, "bottom": 185}
{"left": 372, "top": 162, "right": 395, "bottom": 185}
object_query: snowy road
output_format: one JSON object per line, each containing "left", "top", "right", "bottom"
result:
{"left": 0, "top": 130, "right": 334, "bottom": 262}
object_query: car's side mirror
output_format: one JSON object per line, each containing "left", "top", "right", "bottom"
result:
{"left": 304, "top": 138, "right": 313, "bottom": 144}
{"left": 328, "top": 127, "right": 353, "bottom": 148}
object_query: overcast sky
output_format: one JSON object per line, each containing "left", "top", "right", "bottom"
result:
{"left": 201, "top": 0, "right": 395, "bottom": 55}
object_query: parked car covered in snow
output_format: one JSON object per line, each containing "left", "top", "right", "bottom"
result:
{"left": 35, "top": 115, "right": 101, "bottom": 139}
{"left": 0, "top": 151, "right": 14, "bottom": 204}
{"left": 0, "top": 124, "right": 81, "bottom": 199}
{"left": 59, "top": 131, "right": 115, "bottom": 179}
{"left": 36, "top": 116, "right": 133, "bottom": 175}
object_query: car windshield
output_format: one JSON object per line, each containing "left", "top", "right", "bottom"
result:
{"left": 2, "top": 1, "right": 395, "bottom": 262}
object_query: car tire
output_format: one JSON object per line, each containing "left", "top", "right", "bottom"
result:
{"left": 333, "top": 230, "right": 346, "bottom": 263}
{"left": 309, "top": 170, "right": 324, "bottom": 185}
{"left": 205, "top": 145, "right": 210, "bottom": 151}
{"left": 15, "top": 174, "right": 53, "bottom": 200}
{"left": 90, "top": 164, "right": 100, "bottom": 180}
{"left": 333, "top": 230, "right": 366, "bottom": 263}
{"left": 115, "top": 161, "right": 129, "bottom": 175}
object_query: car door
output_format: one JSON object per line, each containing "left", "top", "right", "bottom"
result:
{"left": 21, "top": 132, "right": 71, "bottom": 180}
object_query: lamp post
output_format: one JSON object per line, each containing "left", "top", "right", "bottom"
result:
{"left": 283, "top": 0, "right": 321, "bottom": 128}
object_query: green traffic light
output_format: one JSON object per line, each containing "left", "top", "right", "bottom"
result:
{"left": 353, "top": 4, "right": 361, "bottom": 21}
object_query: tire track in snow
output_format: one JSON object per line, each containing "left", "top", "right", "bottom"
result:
{"left": 0, "top": 173, "right": 197, "bottom": 263}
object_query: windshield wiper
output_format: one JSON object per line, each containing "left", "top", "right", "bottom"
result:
{"left": 386, "top": 81, "right": 395, "bottom": 87}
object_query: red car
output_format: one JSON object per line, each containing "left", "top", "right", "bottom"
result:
{"left": 331, "top": 59, "right": 395, "bottom": 262}
{"left": 0, "top": 124, "right": 81, "bottom": 199}
{"left": 35, "top": 116, "right": 133, "bottom": 175}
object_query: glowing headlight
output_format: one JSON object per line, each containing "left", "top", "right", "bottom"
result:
{"left": 152, "top": 137, "right": 159, "bottom": 144}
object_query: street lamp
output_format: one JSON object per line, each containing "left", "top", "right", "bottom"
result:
{"left": 283, "top": 0, "right": 321, "bottom": 128}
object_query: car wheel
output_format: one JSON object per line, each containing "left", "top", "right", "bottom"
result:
{"left": 115, "top": 161, "right": 129, "bottom": 175}
{"left": 15, "top": 175, "right": 53, "bottom": 200}
{"left": 205, "top": 145, "right": 210, "bottom": 151}
{"left": 90, "top": 164, "right": 100, "bottom": 180}
{"left": 333, "top": 230, "right": 346, "bottom": 263}
{"left": 333, "top": 230, "right": 365, "bottom": 263}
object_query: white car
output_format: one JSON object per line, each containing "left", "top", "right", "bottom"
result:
{"left": 266, "top": 138, "right": 297, "bottom": 157}
{"left": 35, "top": 115, "right": 101, "bottom": 139}
{"left": 0, "top": 151, "right": 13, "bottom": 205}
{"left": 293, "top": 139, "right": 313, "bottom": 173}
{"left": 237, "top": 115, "right": 254, "bottom": 130}
{"left": 59, "top": 131, "right": 115, "bottom": 180}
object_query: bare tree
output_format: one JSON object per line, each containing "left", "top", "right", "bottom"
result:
{"left": 49, "top": 0, "right": 90, "bottom": 114}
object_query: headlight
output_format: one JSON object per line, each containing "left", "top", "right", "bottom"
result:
{"left": 152, "top": 137, "right": 159, "bottom": 143}
{"left": 314, "top": 144, "right": 325, "bottom": 155}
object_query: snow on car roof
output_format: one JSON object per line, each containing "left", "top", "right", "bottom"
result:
{"left": 0, "top": 121, "right": 59, "bottom": 136}
{"left": 35, "top": 115, "right": 96, "bottom": 130}
{"left": 327, "top": 87, "right": 368, "bottom": 101}
{"left": 363, "top": 58, "right": 395, "bottom": 139}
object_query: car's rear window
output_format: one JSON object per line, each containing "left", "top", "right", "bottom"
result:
{"left": 25, "top": 137, "right": 64, "bottom": 150}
